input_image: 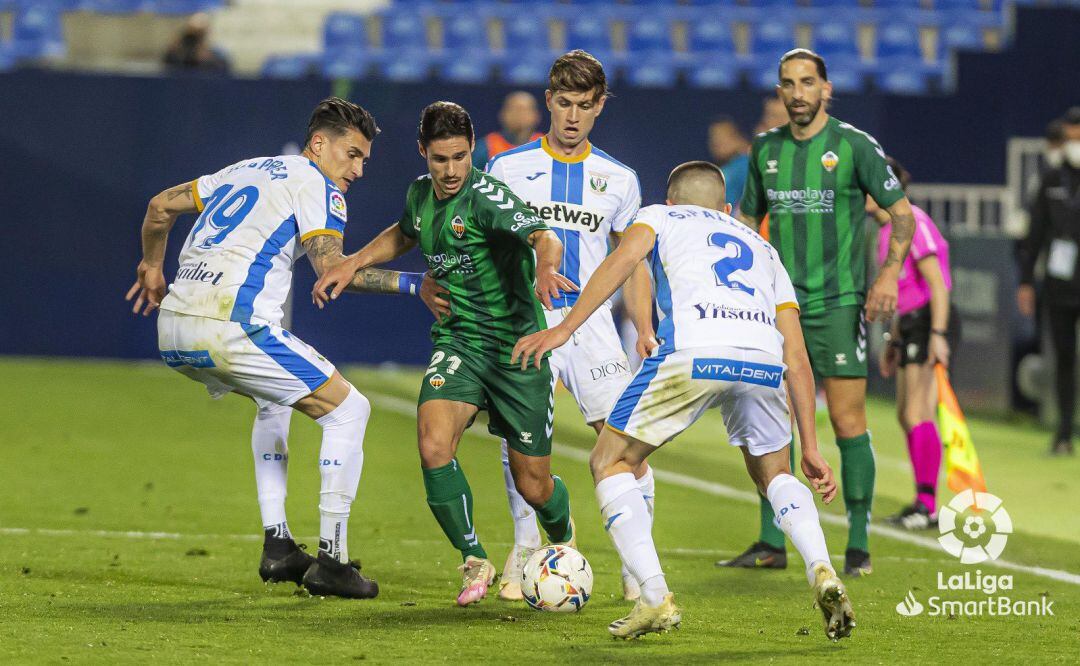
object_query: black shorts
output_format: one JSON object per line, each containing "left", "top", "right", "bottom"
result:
{"left": 897, "top": 304, "right": 961, "bottom": 367}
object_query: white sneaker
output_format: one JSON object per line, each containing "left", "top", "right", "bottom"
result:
{"left": 498, "top": 544, "right": 532, "bottom": 601}
{"left": 622, "top": 571, "right": 641, "bottom": 601}
{"left": 812, "top": 563, "right": 855, "bottom": 641}
{"left": 608, "top": 593, "right": 681, "bottom": 639}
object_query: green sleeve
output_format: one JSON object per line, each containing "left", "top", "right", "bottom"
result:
{"left": 475, "top": 174, "right": 549, "bottom": 244}
{"left": 740, "top": 140, "right": 767, "bottom": 218}
{"left": 853, "top": 132, "right": 904, "bottom": 209}
{"left": 395, "top": 183, "right": 418, "bottom": 240}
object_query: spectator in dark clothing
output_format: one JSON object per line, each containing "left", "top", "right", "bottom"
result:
{"left": 1018, "top": 112, "right": 1080, "bottom": 455}
{"left": 163, "top": 13, "right": 229, "bottom": 73}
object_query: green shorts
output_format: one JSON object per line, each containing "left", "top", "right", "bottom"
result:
{"left": 418, "top": 344, "right": 555, "bottom": 456}
{"left": 800, "top": 305, "right": 868, "bottom": 378}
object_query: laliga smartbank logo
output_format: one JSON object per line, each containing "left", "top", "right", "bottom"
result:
{"left": 895, "top": 492, "right": 1054, "bottom": 618}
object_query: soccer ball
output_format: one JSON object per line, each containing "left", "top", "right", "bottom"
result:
{"left": 520, "top": 544, "right": 593, "bottom": 612}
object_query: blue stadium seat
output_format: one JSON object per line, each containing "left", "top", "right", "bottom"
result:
{"left": 374, "top": 49, "right": 430, "bottom": 82}
{"left": 380, "top": 10, "right": 428, "bottom": 51}
{"left": 686, "top": 15, "right": 735, "bottom": 56}
{"left": 683, "top": 0, "right": 739, "bottom": 6}
{"left": 686, "top": 54, "right": 741, "bottom": 89}
{"left": 499, "top": 50, "right": 552, "bottom": 85}
{"left": 10, "top": 4, "right": 64, "bottom": 58}
{"left": 501, "top": 12, "right": 553, "bottom": 54}
{"left": 876, "top": 21, "right": 922, "bottom": 60}
{"left": 437, "top": 51, "right": 492, "bottom": 83}
{"left": 872, "top": 0, "right": 922, "bottom": 8}
{"left": 321, "top": 52, "right": 370, "bottom": 80}
{"left": 323, "top": 12, "right": 366, "bottom": 53}
{"left": 261, "top": 54, "right": 316, "bottom": 79}
{"left": 79, "top": 0, "right": 145, "bottom": 13}
{"left": 565, "top": 13, "right": 612, "bottom": 54}
{"left": 147, "top": 0, "right": 223, "bottom": 14}
{"left": 876, "top": 66, "right": 930, "bottom": 94}
{"left": 748, "top": 19, "right": 796, "bottom": 58}
{"left": 939, "top": 21, "right": 983, "bottom": 51}
{"left": 807, "top": 0, "right": 863, "bottom": 6}
{"left": 441, "top": 13, "right": 488, "bottom": 51}
{"left": 625, "top": 54, "right": 678, "bottom": 88}
{"left": 813, "top": 20, "right": 860, "bottom": 59}
{"left": 822, "top": 54, "right": 866, "bottom": 92}
{"left": 932, "top": 0, "right": 985, "bottom": 10}
{"left": 625, "top": 14, "right": 673, "bottom": 55}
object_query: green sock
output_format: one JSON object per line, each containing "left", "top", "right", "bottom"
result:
{"left": 535, "top": 475, "right": 573, "bottom": 543}
{"left": 837, "top": 432, "right": 876, "bottom": 552}
{"left": 757, "top": 440, "right": 796, "bottom": 550}
{"left": 422, "top": 459, "right": 487, "bottom": 561}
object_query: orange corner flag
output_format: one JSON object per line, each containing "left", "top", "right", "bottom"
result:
{"left": 936, "top": 364, "right": 987, "bottom": 494}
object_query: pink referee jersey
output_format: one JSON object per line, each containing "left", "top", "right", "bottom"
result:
{"left": 877, "top": 204, "right": 952, "bottom": 316}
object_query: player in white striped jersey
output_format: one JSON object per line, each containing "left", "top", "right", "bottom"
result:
{"left": 126, "top": 98, "right": 423, "bottom": 599}
{"left": 513, "top": 162, "right": 854, "bottom": 641}
{"left": 463, "top": 51, "right": 657, "bottom": 601}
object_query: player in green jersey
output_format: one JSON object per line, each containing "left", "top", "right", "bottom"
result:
{"left": 313, "top": 102, "right": 579, "bottom": 606}
{"left": 727, "top": 49, "right": 916, "bottom": 576}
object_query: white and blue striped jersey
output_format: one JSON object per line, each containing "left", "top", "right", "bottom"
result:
{"left": 160, "top": 155, "right": 347, "bottom": 327}
{"left": 633, "top": 204, "right": 799, "bottom": 359}
{"left": 486, "top": 137, "right": 641, "bottom": 307}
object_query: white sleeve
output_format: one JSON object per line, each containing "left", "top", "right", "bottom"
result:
{"left": 192, "top": 164, "right": 233, "bottom": 212}
{"left": 294, "top": 172, "right": 347, "bottom": 242}
{"left": 630, "top": 205, "right": 667, "bottom": 238}
{"left": 611, "top": 171, "right": 642, "bottom": 234}
{"left": 773, "top": 256, "right": 799, "bottom": 310}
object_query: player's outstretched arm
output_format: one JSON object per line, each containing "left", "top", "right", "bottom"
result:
{"left": 866, "top": 196, "right": 915, "bottom": 322}
{"left": 513, "top": 225, "right": 655, "bottom": 370}
{"left": 612, "top": 233, "right": 657, "bottom": 357}
{"left": 776, "top": 307, "right": 837, "bottom": 503}
{"left": 306, "top": 235, "right": 422, "bottom": 308}
{"left": 528, "top": 229, "right": 578, "bottom": 310}
{"left": 310, "top": 224, "right": 418, "bottom": 306}
{"left": 126, "top": 181, "right": 201, "bottom": 316}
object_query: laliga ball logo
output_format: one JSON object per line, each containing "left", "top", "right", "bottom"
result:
{"left": 937, "top": 490, "right": 1012, "bottom": 564}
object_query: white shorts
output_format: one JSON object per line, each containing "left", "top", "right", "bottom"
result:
{"left": 606, "top": 345, "right": 792, "bottom": 456}
{"left": 157, "top": 310, "right": 336, "bottom": 408}
{"left": 546, "top": 304, "right": 633, "bottom": 423}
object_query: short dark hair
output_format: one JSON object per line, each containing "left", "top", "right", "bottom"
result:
{"left": 778, "top": 48, "right": 828, "bottom": 82}
{"left": 549, "top": 50, "right": 609, "bottom": 102}
{"left": 885, "top": 156, "right": 911, "bottom": 190}
{"left": 418, "top": 101, "right": 474, "bottom": 148}
{"left": 305, "top": 97, "right": 379, "bottom": 146}
{"left": 667, "top": 160, "right": 727, "bottom": 205}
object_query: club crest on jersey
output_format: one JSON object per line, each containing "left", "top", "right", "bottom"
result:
{"left": 450, "top": 215, "right": 466, "bottom": 238}
{"left": 429, "top": 373, "right": 445, "bottom": 389}
{"left": 766, "top": 160, "right": 779, "bottom": 174}
{"left": 821, "top": 151, "right": 839, "bottom": 172}
{"left": 329, "top": 191, "right": 347, "bottom": 221}
{"left": 588, "top": 173, "right": 609, "bottom": 193}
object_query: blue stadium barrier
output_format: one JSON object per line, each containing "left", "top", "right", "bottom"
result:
{"left": 323, "top": 12, "right": 367, "bottom": 53}
{"left": 261, "top": 53, "right": 316, "bottom": 79}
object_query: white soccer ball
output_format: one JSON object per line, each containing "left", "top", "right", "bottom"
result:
{"left": 520, "top": 544, "right": 593, "bottom": 612}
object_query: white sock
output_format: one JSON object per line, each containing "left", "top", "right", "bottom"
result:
{"left": 315, "top": 386, "right": 370, "bottom": 563}
{"left": 502, "top": 439, "right": 541, "bottom": 549}
{"left": 766, "top": 473, "right": 831, "bottom": 586}
{"left": 251, "top": 402, "right": 292, "bottom": 534}
{"left": 623, "top": 465, "right": 657, "bottom": 580}
{"left": 596, "top": 472, "right": 668, "bottom": 606}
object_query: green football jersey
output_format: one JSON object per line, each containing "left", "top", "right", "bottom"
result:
{"left": 397, "top": 167, "right": 551, "bottom": 362}
{"left": 740, "top": 116, "right": 904, "bottom": 315}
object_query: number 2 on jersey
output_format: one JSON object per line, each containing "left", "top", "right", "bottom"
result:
{"left": 191, "top": 184, "right": 261, "bottom": 249}
{"left": 426, "top": 350, "right": 463, "bottom": 376}
{"left": 708, "top": 232, "right": 756, "bottom": 295}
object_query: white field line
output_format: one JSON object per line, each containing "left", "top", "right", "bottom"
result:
{"left": 3, "top": 391, "right": 1075, "bottom": 586}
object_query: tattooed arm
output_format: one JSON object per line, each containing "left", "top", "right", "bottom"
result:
{"left": 865, "top": 196, "right": 916, "bottom": 323}
{"left": 303, "top": 234, "right": 408, "bottom": 296}
{"left": 126, "top": 181, "right": 202, "bottom": 316}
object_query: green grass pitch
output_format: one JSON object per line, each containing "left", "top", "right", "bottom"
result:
{"left": 1, "top": 358, "right": 1077, "bottom": 663}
